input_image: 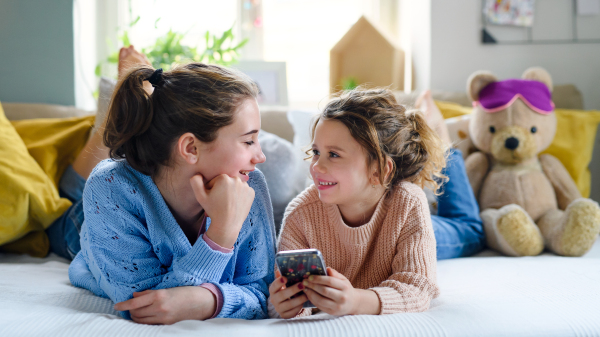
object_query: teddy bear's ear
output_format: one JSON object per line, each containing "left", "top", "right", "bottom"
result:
{"left": 467, "top": 71, "right": 498, "bottom": 102}
{"left": 522, "top": 67, "right": 553, "bottom": 92}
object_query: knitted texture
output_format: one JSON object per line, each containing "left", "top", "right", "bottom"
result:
{"left": 68, "top": 160, "right": 276, "bottom": 320}
{"left": 277, "top": 182, "right": 439, "bottom": 316}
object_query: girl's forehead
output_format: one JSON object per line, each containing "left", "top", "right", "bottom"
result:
{"left": 314, "top": 119, "right": 361, "bottom": 149}
{"left": 219, "top": 99, "right": 261, "bottom": 136}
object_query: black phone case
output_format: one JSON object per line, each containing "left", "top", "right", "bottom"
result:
{"left": 275, "top": 249, "right": 327, "bottom": 308}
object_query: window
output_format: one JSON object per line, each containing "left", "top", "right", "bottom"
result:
{"left": 75, "top": 0, "right": 398, "bottom": 110}
{"left": 262, "top": 0, "right": 378, "bottom": 107}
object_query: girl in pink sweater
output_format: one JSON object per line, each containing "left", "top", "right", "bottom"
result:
{"left": 269, "top": 88, "right": 447, "bottom": 318}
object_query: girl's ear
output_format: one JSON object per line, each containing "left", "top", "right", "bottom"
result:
{"left": 176, "top": 132, "right": 200, "bottom": 164}
{"left": 382, "top": 157, "right": 394, "bottom": 183}
{"left": 371, "top": 157, "right": 394, "bottom": 186}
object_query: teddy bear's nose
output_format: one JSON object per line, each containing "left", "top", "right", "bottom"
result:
{"left": 505, "top": 137, "right": 520, "bottom": 150}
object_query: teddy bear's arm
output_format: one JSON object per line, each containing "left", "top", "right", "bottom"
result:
{"left": 539, "top": 154, "right": 582, "bottom": 210}
{"left": 464, "top": 151, "right": 489, "bottom": 199}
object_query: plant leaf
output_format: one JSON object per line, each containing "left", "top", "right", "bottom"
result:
{"left": 130, "top": 15, "right": 140, "bottom": 27}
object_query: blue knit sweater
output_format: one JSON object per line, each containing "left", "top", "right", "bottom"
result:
{"left": 68, "top": 160, "right": 276, "bottom": 320}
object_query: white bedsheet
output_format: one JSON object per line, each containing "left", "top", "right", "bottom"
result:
{"left": 1, "top": 238, "right": 599, "bottom": 337}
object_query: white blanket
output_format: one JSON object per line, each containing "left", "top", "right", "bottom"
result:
{"left": 1, "top": 238, "right": 599, "bottom": 337}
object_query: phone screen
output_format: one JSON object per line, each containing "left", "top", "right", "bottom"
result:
{"left": 275, "top": 249, "right": 327, "bottom": 308}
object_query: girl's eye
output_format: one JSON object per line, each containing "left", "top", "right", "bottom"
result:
{"left": 329, "top": 152, "right": 339, "bottom": 158}
{"left": 245, "top": 141, "right": 255, "bottom": 146}
{"left": 312, "top": 149, "right": 320, "bottom": 156}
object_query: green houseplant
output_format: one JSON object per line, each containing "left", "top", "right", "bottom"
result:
{"left": 96, "top": 17, "right": 248, "bottom": 79}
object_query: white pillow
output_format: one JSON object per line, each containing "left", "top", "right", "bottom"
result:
{"left": 445, "top": 114, "right": 475, "bottom": 159}
{"left": 257, "top": 131, "right": 307, "bottom": 232}
{"left": 95, "top": 77, "right": 117, "bottom": 132}
{"left": 287, "top": 110, "right": 319, "bottom": 188}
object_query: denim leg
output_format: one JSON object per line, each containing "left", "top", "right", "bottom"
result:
{"left": 46, "top": 165, "right": 86, "bottom": 260}
{"left": 433, "top": 149, "right": 485, "bottom": 259}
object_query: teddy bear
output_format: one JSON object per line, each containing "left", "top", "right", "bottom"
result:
{"left": 464, "top": 67, "right": 600, "bottom": 257}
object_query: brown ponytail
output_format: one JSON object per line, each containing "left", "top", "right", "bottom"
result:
{"left": 309, "top": 87, "right": 447, "bottom": 192}
{"left": 103, "top": 63, "right": 258, "bottom": 177}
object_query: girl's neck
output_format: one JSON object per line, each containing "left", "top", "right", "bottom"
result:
{"left": 153, "top": 165, "right": 204, "bottom": 242}
{"left": 337, "top": 187, "right": 386, "bottom": 228}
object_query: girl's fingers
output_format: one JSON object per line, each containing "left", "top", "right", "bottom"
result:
{"left": 306, "top": 274, "right": 346, "bottom": 291}
{"left": 189, "top": 174, "right": 208, "bottom": 204}
{"left": 131, "top": 314, "right": 161, "bottom": 325}
{"left": 114, "top": 293, "right": 154, "bottom": 311}
{"left": 303, "top": 281, "right": 342, "bottom": 301}
{"left": 280, "top": 303, "right": 306, "bottom": 319}
{"left": 268, "top": 276, "right": 287, "bottom": 295}
{"left": 276, "top": 282, "right": 305, "bottom": 301}
{"left": 277, "top": 293, "right": 308, "bottom": 313}
{"left": 326, "top": 267, "right": 348, "bottom": 281}
{"left": 132, "top": 290, "right": 153, "bottom": 297}
{"left": 303, "top": 288, "right": 336, "bottom": 312}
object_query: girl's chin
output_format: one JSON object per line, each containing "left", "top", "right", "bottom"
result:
{"left": 316, "top": 190, "right": 338, "bottom": 204}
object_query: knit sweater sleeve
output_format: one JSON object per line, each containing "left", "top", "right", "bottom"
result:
{"left": 369, "top": 188, "right": 440, "bottom": 314}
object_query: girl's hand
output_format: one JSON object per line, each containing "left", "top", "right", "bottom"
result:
{"left": 302, "top": 267, "right": 380, "bottom": 316}
{"left": 268, "top": 270, "right": 308, "bottom": 318}
{"left": 114, "top": 286, "right": 216, "bottom": 325}
{"left": 190, "top": 174, "right": 255, "bottom": 248}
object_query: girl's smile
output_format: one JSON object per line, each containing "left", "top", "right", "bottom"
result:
{"left": 317, "top": 178, "right": 338, "bottom": 190}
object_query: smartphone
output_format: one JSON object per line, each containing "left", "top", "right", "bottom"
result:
{"left": 275, "top": 249, "right": 327, "bottom": 308}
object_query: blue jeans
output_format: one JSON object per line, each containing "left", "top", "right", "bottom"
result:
{"left": 432, "top": 149, "right": 485, "bottom": 259}
{"left": 46, "top": 165, "right": 86, "bottom": 260}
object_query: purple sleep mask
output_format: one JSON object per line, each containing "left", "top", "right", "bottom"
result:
{"left": 473, "top": 79, "right": 554, "bottom": 114}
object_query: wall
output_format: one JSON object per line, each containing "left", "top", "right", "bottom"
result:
{"left": 426, "top": 0, "right": 600, "bottom": 202}
{"left": 429, "top": 0, "right": 600, "bottom": 110}
{"left": 398, "top": 0, "right": 431, "bottom": 91}
{"left": 0, "top": 0, "right": 75, "bottom": 106}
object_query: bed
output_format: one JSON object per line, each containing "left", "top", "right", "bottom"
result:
{"left": 2, "top": 94, "right": 600, "bottom": 336}
{"left": 1, "top": 238, "right": 599, "bottom": 337}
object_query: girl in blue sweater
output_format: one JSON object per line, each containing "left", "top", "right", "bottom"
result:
{"left": 66, "top": 48, "right": 276, "bottom": 324}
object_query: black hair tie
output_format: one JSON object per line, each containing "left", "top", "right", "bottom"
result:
{"left": 146, "top": 68, "right": 163, "bottom": 88}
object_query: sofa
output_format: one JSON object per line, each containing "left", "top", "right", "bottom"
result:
{"left": 1, "top": 90, "right": 599, "bottom": 336}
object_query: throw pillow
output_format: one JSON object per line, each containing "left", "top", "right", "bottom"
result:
{"left": 0, "top": 103, "right": 74, "bottom": 256}
{"left": 257, "top": 131, "right": 307, "bottom": 233}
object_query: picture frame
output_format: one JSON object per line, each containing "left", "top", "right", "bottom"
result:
{"left": 233, "top": 61, "right": 289, "bottom": 106}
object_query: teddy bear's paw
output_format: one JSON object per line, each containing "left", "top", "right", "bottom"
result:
{"left": 559, "top": 199, "right": 600, "bottom": 257}
{"left": 482, "top": 205, "right": 544, "bottom": 256}
{"left": 497, "top": 208, "right": 544, "bottom": 256}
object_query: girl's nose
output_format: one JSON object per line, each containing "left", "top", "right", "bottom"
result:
{"left": 312, "top": 158, "right": 326, "bottom": 174}
{"left": 253, "top": 146, "right": 266, "bottom": 164}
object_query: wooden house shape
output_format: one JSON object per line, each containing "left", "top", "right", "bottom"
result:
{"left": 330, "top": 16, "right": 405, "bottom": 94}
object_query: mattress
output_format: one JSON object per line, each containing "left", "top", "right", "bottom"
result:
{"left": 1, "top": 238, "right": 599, "bottom": 337}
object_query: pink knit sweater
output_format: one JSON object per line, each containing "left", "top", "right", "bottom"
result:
{"left": 277, "top": 181, "right": 439, "bottom": 316}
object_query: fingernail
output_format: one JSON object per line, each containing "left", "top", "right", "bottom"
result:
{"left": 308, "top": 275, "right": 314, "bottom": 281}
{"left": 280, "top": 277, "right": 285, "bottom": 283}
{"left": 298, "top": 283, "right": 304, "bottom": 290}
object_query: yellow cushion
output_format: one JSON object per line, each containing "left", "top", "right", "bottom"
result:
{"left": 0, "top": 102, "right": 94, "bottom": 257}
{"left": 12, "top": 115, "right": 95, "bottom": 188}
{"left": 435, "top": 100, "right": 600, "bottom": 198}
